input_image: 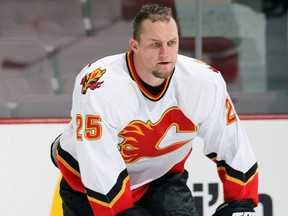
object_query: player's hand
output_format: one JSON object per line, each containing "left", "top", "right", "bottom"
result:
{"left": 212, "top": 199, "right": 255, "bottom": 216}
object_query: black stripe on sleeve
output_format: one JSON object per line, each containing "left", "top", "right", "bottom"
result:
{"left": 57, "top": 144, "right": 80, "bottom": 173}
{"left": 206, "top": 152, "right": 258, "bottom": 183}
{"left": 85, "top": 169, "right": 129, "bottom": 204}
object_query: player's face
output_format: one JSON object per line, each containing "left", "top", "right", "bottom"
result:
{"left": 130, "top": 18, "right": 179, "bottom": 86}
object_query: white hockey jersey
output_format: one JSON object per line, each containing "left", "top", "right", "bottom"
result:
{"left": 56, "top": 50, "right": 258, "bottom": 215}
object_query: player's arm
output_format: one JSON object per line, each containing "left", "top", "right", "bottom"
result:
{"left": 74, "top": 94, "right": 140, "bottom": 214}
{"left": 204, "top": 95, "right": 259, "bottom": 207}
{"left": 197, "top": 71, "right": 258, "bottom": 212}
{"left": 60, "top": 64, "right": 143, "bottom": 215}
{"left": 56, "top": 112, "right": 134, "bottom": 215}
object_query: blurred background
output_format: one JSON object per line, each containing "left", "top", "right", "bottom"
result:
{"left": 0, "top": 0, "right": 287, "bottom": 118}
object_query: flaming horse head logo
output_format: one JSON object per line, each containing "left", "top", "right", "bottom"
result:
{"left": 80, "top": 68, "right": 106, "bottom": 94}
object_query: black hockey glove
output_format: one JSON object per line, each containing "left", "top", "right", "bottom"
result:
{"left": 212, "top": 199, "right": 255, "bottom": 216}
{"left": 117, "top": 205, "right": 152, "bottom": 216}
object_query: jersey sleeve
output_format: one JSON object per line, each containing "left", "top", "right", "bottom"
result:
{"left": 58, "top": 63, "right": 139, "bottom": 215}
{"left": 75, "top": 100, "right": 134, "bottom": 215}
{"left": 197, "top": 71, "right": 259, "bottom": 206}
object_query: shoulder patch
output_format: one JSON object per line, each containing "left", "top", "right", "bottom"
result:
{"left": 80, "top": 68, "right": 106, "bottom": 94}
{"left": 194, "top": 59, "right": 219, "bottom": 73}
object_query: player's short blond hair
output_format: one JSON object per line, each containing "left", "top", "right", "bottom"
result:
{"left": 132, "top": 3, "right": 175, "bottom": 41}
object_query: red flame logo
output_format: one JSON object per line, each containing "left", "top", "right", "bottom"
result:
{"left": 80, "top": 68, "right": 106, "bottom": 94}
{"left": 119, "top": 107, "right": 197, "bottom": 163}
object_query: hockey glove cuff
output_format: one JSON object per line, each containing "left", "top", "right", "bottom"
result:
{"left": 212, "top": 199, "right": 255, "bottom": 216}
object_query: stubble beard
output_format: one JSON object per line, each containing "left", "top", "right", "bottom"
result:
{"left": 152, "top": 69, "right": 173, "bottom": 79}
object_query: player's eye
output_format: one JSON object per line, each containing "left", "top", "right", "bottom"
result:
{"left": 151, "top": 42, "right": 161, "bottom": 48}
{"left": 167, "top": 40, "right": 177, "bottom": 47}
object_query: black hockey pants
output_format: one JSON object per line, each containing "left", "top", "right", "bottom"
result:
{"left": 59, "top": 170, "right": 199, "bottom": 216}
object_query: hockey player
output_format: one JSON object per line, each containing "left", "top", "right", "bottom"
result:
{"left": 50, "top": 3, "right": 258, "bottom": 216}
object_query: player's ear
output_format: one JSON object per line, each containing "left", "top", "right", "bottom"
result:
{"left": 129, "top": 38, "right": 139, "bottom": 53}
